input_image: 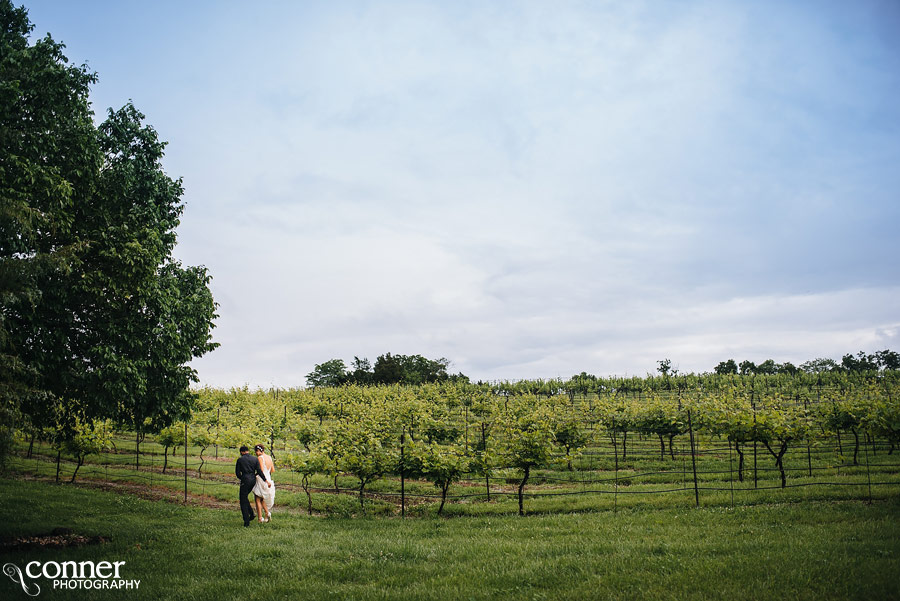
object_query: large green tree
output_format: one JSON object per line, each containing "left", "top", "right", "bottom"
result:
{"left": 305, "top": 358, "right": 348, "bottom": 388}
{"left": 372, "top": 353, "right": 450, "bottom": 385}
{"left": 306, "top": 353, "right": 460, "bottom": 387}
{"left": 714, "top": 359, "right": 738, "bottom": 375}
{"left": 0, "top": 1, "right": 217, "bottom": 457}
{"left": 0, "top": 0, "right": 100, "bottom": 456}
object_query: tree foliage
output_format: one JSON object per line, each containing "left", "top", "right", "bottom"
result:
{"left": 305, "top": 359, "right": 348, "bottom": 388}
{"left": 305, "top": 353, "right": 464, "bottom": 387}
{"left": 0, "top": 1, "right": 218, "bottom": 459}
{"left": 713, "top": 351, "right": 898, "bottom": 377}
{"left": 714, "top": 359, "right": 738, "bottom": 375}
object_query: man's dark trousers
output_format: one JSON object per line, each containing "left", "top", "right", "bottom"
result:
{"left": 239, "top": 480, "right": 255, "bottom": 524}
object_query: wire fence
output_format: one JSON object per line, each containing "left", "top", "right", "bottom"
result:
{"left": 8, "top": 427, "right": 900, "bottom": 515}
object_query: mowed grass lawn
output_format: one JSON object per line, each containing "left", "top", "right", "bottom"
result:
{"left": 1, "top": 478, "right": 898, "bottom": 601}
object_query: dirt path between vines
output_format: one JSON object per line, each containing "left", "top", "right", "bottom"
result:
{"left": 11, "top": 472, "right": 315, "bottom": 514}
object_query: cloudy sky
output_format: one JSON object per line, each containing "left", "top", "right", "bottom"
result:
{"left": 24, "top": 0, "right": 900, "bottom": 386}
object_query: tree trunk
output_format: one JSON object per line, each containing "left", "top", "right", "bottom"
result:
{"left": 438, "top": 483, "right": 449, "bottom": 516}
{"left": 518, "top": 465, "right": 530, "bottom": 516}
{"left": 55, "top": 450, "right": 61, "bottom": 483}
{"left": 734, "top": 441, "right": 744, "bottom": 482}
{"left": 668, "top": 435, "right": 676, "bottom": 460}
{"left": 162, "top": 446, "right": 169, "bottom": 474}
{"left": 302, "top": 474, "right": 313, "bottom": 515}
{"left": 851, "top": 428, "right": 860, "bottom": 466}
{"left": 763, "top": 440, "right": 789, "bottom": 488}
{"left": 27, "top": 432, "right": 35, "bottom": 458}
{"left": 777, "top": 454, "right": 786, "bottom": 488}
{"left": 70, "top": 456, "right": 85, "bottom": 483}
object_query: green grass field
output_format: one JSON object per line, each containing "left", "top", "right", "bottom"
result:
{"left": 2, "top": 477, "right": 899, "bottom": 601}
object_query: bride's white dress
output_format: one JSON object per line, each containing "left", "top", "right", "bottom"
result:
{"left": 251, "top": 457, "right": 275, "bottom": 513}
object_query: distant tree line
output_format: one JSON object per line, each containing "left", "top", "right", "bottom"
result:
{"left": 712, "top": 350, "right": 900, "bottom": 375}
{"left": 305, "top": 353, "right": 468, "bottom": 388}
{"left": 308, "top": 348, "right": 899, "bottom": 389}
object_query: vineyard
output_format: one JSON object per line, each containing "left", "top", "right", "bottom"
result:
{"left": 9, "top": 372, "right": 900, "bottom": 517}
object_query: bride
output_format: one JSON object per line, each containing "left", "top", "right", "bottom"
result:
{"left": 251, "top": 444, "right": 275, "bottom": 522}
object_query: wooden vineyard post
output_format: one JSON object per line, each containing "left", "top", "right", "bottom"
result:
{"left": 612, "top": 417, "right": 618, "bottom": 513}
{"left": 864, "top": 430, "right": 873, "bottom": 505}
{"left": 729, "top": 438, "right": 735, "bottom": 509}
{"left": 804, "top": 395, "right": 812, "bottom": 477}
{"left": 464, "top": 404, "right": 469, "bottom": 454}
{"left": 688, "top": 410, "right": 699, "bottom": 508}
{"left": 752, "top": 399, "right": 758, "bottom": 489}
{"left": 482, "top": 422, "right": 490, "bottom": 502}
{"left": 215, "top": 407, "right": 220, "bottom": 459}
{"left": 400, "top": 429, "right": 406, "bottom": 519}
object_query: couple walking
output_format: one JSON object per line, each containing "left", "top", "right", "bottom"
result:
{"left": 235, "top": 444, "right": 276, "bottom": 526}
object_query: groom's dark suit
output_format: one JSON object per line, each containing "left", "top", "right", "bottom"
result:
{"left": 235, "top": 452, "right": 268, "bottom": 525}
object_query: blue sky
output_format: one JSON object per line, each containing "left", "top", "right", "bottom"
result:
{"left": 22, "top": 0, "right": 900, "bottom": 385}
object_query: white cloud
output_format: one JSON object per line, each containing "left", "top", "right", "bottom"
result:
{"left": 25, "top": 0, "right": 899, "bottom": 387}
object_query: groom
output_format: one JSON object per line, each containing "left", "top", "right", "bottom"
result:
{"left": 235, "top": 445, "right": 269, "bottom": 526}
